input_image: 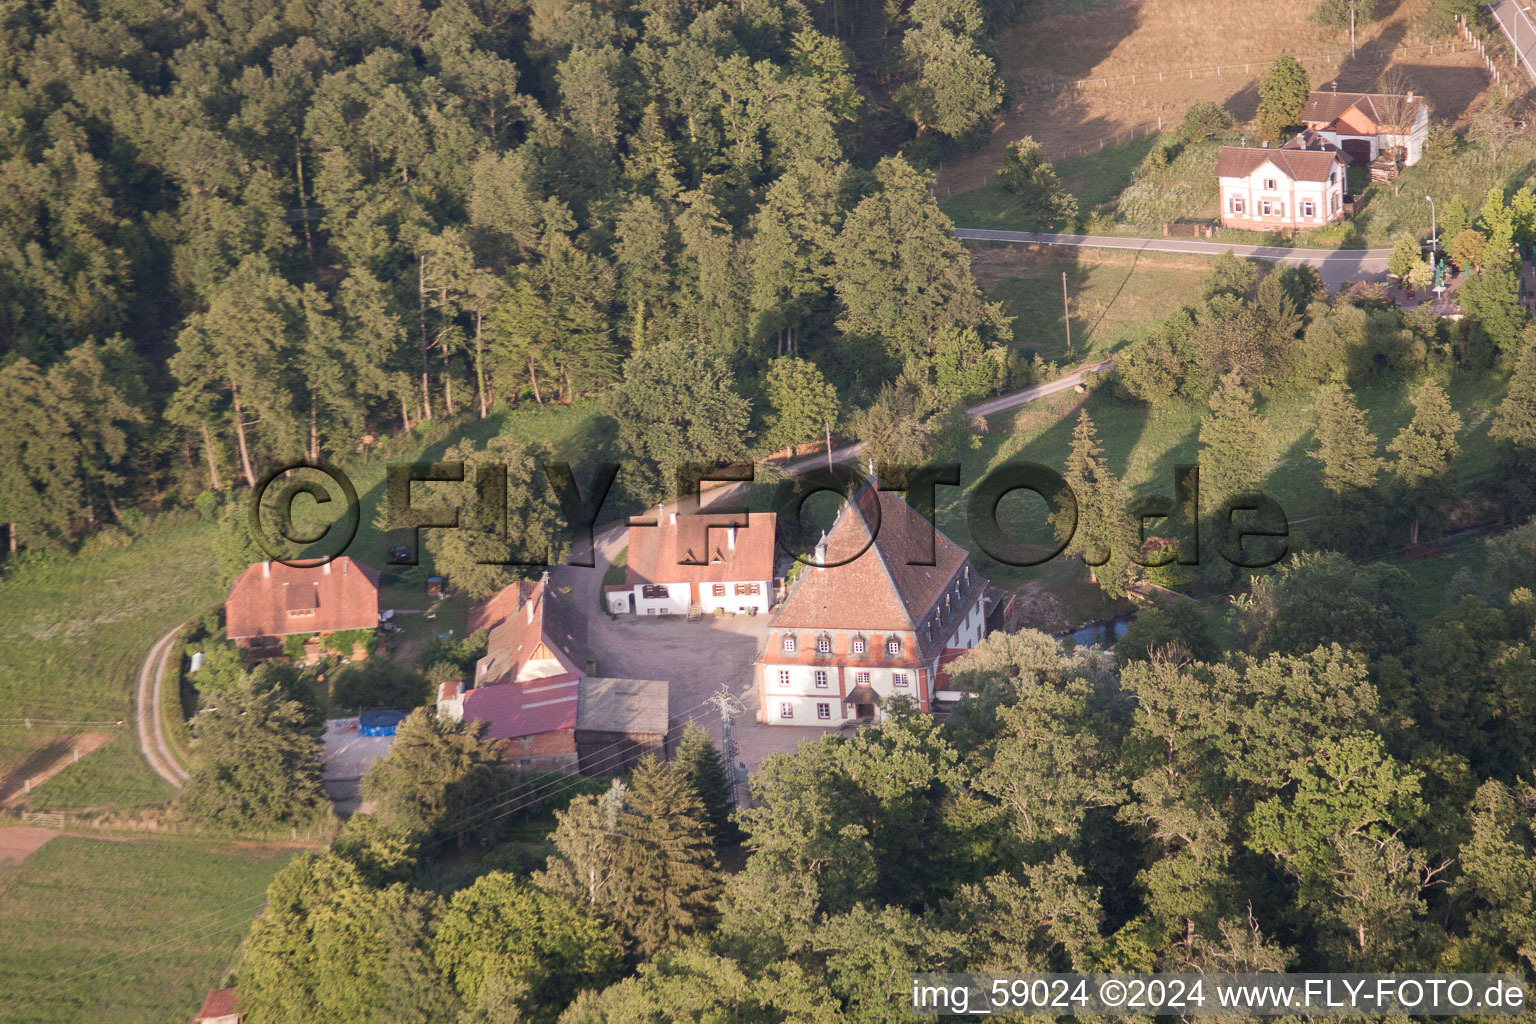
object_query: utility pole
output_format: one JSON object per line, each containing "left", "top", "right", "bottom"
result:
{"left": 1061, "top": 271, "right": 1073, "bottom": 355}
{"left": 1350, "top": 0, "right": 1357, "bottom": 59}
{"left": 706, "top": 689, "right": 746, "bottom": 807}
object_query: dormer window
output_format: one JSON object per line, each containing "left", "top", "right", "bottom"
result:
{"left": 782, "top": 635, "right": 796, "bottom": 653}
{"left": 885, "top": 638, "right": 901, "bottom": 657}
{"left": 851, "top": 636, "right": 866, "bottom": 655}
{"left": 816, "top": 635, "right": 831, "bottom": 654}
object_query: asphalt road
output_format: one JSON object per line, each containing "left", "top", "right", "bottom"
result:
{"left": 955, "top": 228, "right": 1392, "bottom": 289}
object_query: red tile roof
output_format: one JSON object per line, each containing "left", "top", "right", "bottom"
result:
{"left": 1214, "top": 146, "right": 1342, "bottom": 182}
{"left": 196, "top": 987, "right": 240, "bottom": 1020}
{"left": 467, "top": 580, "right": 534, "bottom": 635}
{"left": 225, "top": 558, "right": 379, "bottom": 640}
{"left": 771, "top": 484, "right": 982, "bottom": 659}
{"left": 625, "top": 512, "right": 778, "bottom": 586}
{"left": 463, "top": 672, "right": 580, "bottom": 739}
{"left": 474, "top": 579, "right": 588, "bottom": 686}
{"left": 1302, "top": 90, "right": 1424, "bottom": 132}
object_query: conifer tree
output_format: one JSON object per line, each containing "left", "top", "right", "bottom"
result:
{"left": 1388, "top": 379, "right": 1462, "bottom": 544}
{"left": 1056, "top": 410, "right": 1138, "bottom": 598}
{"left": 1257, "top": 55, "right": 1310, "bottom": 141}
{"left": 613, "top": 756, "right": 722, "bottom": 957}
{"left": 1492, "top": 346, "right": 1536, "bottom": 451}
{"left": 1199, "top": 372, "right": 1276, "bottom": 508}
{"left": 675, "top": 722, "right": 740, "bottom": 847}
{"left": 1310, "top": 385, "right": 1381, "bottom": 495}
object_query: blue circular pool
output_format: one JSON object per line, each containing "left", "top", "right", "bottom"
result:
{"left": 358, "top": 709, "right": 407, "bottom": 736}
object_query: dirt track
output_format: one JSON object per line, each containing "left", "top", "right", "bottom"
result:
{"left": 0, "top": 827, "right": 58, "bottom": 864}
{"left": 135, "top": 627, "right": 188, "bottom": 788}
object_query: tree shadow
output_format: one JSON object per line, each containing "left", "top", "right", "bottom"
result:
{"left": 0, "top": 738, "right": 74, "bottom": 803}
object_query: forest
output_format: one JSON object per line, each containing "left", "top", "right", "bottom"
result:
{"left": 0, "top": 0, "right": 1022, "bottom": 549}
{"left": 6, "top": 0, "right": 1536, "bottom": 1020}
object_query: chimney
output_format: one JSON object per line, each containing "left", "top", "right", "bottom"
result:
{"left": 323, "top": 561, "right": 331, "bottom": 574}
{"left": 669, "top": 511, "right": 676, "bottom": 525}
{"left": 728, "top": 524, "right": 737, "bottom": 551}
{"left": 813, "top": 530, "right": 828, "bottom": 572}
{"left": 262, "top": 561, "right": 271, "bottom": 578}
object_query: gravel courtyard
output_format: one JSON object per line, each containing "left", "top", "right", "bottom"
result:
{"left": 555, "top": 528, "right": 834, "bottom": 776}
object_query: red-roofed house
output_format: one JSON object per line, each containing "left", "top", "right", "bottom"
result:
{"left": 448, "top": 578, "right": 673, "bottom": 773}
{"left": 606, "top": 511, "right": 778, "bottom": 616}
{"left": 225, "top": 558, "right": 379, "bottom": 657}
{"left": 1302, "top": 89, "right": 1430, "bottom": 166}
{"left": 1216, "top": 142, "right": 1347, "bottom": 231}
{"left": 756, "top": 481, "right": 987, "bottom": 726}
{"left": 194, "top": 987, "right": 241, "bottom": 1024}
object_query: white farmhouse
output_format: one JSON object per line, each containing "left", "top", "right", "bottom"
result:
{"left": 1216, "top": 142, "right": 1347, "bottom": 232}
{"left": 606, "top": 510, "right": 778, "bottom": 617}
{"left": 1302, "top": 90, "right": 1430, "bottom": 167}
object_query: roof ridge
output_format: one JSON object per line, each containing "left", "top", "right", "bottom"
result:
{"left": 854, "top": 483, "right": 921, "bottom": 632}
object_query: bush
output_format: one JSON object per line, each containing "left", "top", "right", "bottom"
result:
{"left": 1115, "top": 601, "right": 1217, "bottom": 663}
{"left": 332, "top": 660, "right": 431, "bottom": 711}
{"left": 1485, "top": 518, "right": 1536, "bottom": 599}
{"left": 282, "top": 633, "right": 310, "bottom": 660}
{"left": 1180, "top": 100, "right": 1233, "bottom": 142}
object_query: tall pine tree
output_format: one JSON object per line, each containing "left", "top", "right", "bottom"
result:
{"left": 614, "top": 756, "right": 722, "bottom": 957}
{"left": 675, "top": 722, "right": 741, "bottom": 847}
{"left": 1199, "top": 372, "right": 1276, "bottom": 508}
{"left": 1388, "top": 379, "right": 1462, "bottom": 545}
{"left": 1057, "top": 410, "right": 1138, "bottom": 598}
{"left": 1310, "top": 385, "right": 1381, "bottom": 495}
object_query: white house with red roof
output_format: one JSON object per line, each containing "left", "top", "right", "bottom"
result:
{"left": 1302, "top": 89, "right": 1429, "bottom": 167}
{"left": 1216, "top": 141, "right": 1348, "bottom": 232}
{"left": 756, "top": 481, "right": 987, "bottom": 726}
{"left": 606, "top": 510, "right": 778, "bottom": 616}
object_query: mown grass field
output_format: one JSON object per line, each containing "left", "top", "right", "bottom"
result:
{"left": 969, "top": 245, "right": 1215, "bottom": 363}
{"left": 0, "top": 833, "right": 299, "bottom": 1024}
{"left": 22, "top": 735, "right": 174, "bottom": 813}
{"left": 0, "top": 515, "right": 223, "bottom": 810}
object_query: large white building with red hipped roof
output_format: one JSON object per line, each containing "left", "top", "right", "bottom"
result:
{"left": 755, "top": 479, "right": 988, "bottom": 726}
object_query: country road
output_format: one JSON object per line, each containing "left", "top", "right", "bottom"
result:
{"left": 954, "top": 228, "right": 1392, "bottom": 289}
{"left": 135, "top": 626, "right": 188, "bottom": 787}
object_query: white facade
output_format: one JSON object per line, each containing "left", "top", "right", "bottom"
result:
{"left": 607, "top": 578, "right": 771, "bottom": 616}
{"left": 1218, "top": 159, "right": 1345, "bottom": 231}
{"left": 1316, "top": 104, "right": 1430, "bottom": 167}
{"left": 698, "top": 579, "right": 771, "bottom": 615}
{"left": 758, "top": 593, "right": 986, "bottom": 728}
{"left": 620, "top": 581, "right": 690, "bottom": 616}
